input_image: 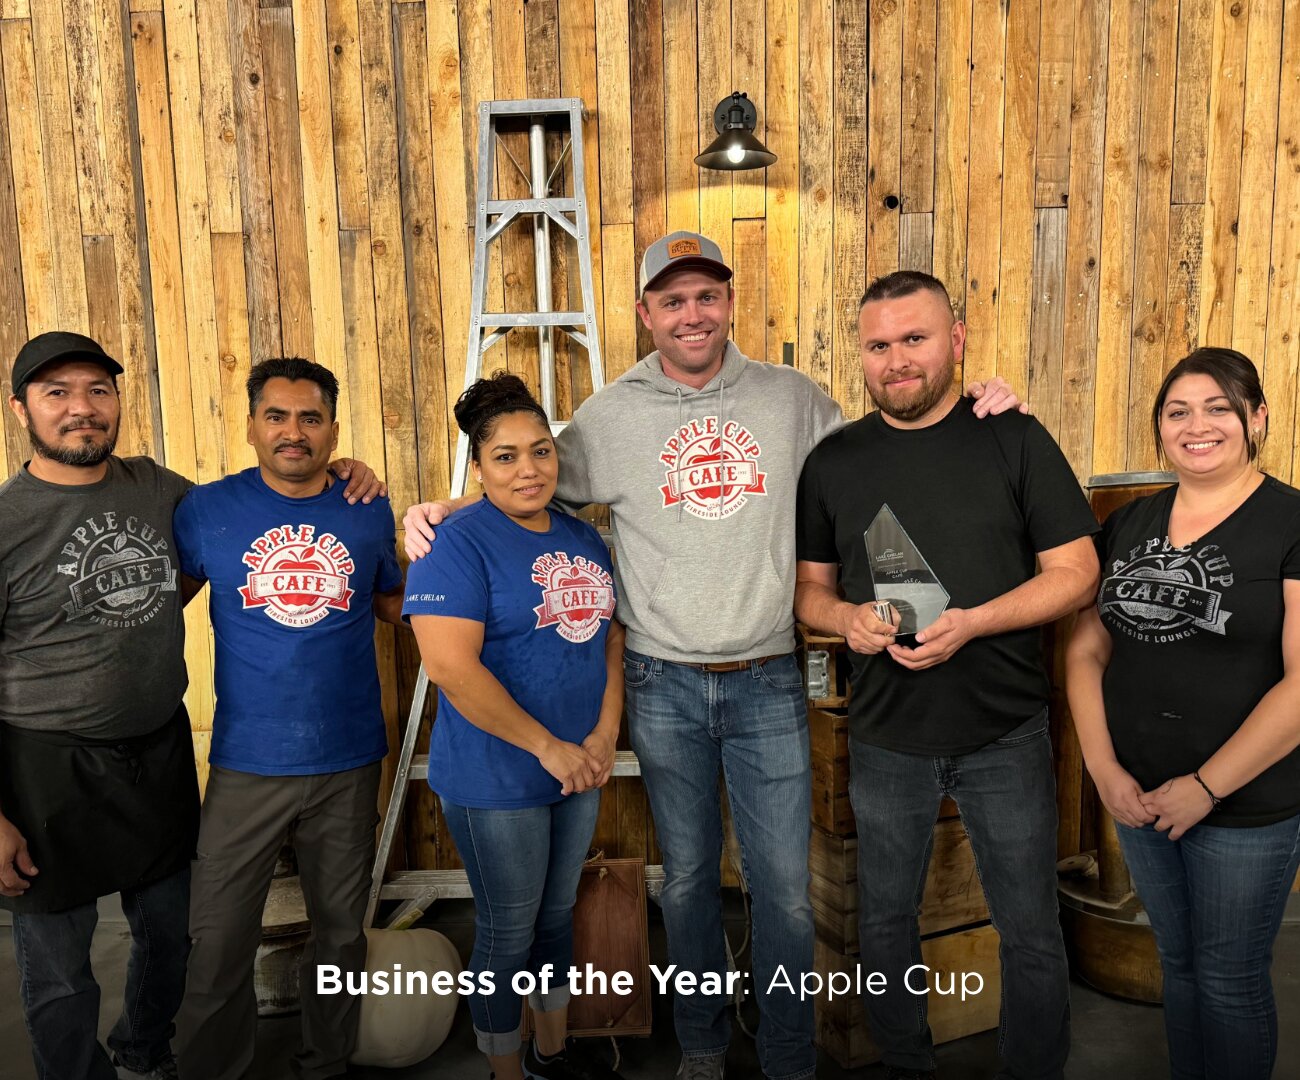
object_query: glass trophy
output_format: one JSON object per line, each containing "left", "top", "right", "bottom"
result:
{"left": 864, "top": 504, "right": 950, "bottom": 647}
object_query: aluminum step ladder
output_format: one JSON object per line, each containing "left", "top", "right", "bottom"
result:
{"left": 366, "top": 98, "right": 649, "bottom": 929}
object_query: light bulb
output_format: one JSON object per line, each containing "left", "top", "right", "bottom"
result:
{"left": 726, "top": 143, "right": 746, "bottom": 164}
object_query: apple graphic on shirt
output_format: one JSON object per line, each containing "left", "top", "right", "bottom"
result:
{"left": 556, "top": 568, "right": 600, "bottom": 630}
{"left": 91, "top": 532, "right": 152, "bottom": 608}
{"left": 683, "top": 437, "right": 728, "bottom": 502}
{"left": 271, "top": 545, "right": 328, "bottom": 610}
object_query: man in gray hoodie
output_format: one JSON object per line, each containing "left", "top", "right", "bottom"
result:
{"left": 405, "top": 232, "right": 1019, "bottom": 1080}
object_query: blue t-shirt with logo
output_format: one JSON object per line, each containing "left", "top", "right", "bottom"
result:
{"left": 173, "top": 468, "right": 402, "bottom": 776}
{"left": 402, "top": 499, "right": 615, "bottom": 809}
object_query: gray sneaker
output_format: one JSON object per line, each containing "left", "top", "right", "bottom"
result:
{"left": 114, "top": 1054, "right": 179, "bottom": 1080}
{"left": 675, "top": 1055, "right": 725, "bottom": 1080}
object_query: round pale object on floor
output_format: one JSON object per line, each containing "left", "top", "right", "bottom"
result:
{"left": 350, "top": 928, "right": 464, "bottom": 1067}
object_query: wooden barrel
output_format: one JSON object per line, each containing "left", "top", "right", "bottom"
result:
{"left": 1055, "top": 471, "right": 1173, "bottom": 1004}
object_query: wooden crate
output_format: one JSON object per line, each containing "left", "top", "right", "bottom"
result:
{"left": 809, "top": 817, "right": 989, "bottom": 955}
{"left": 799, "top": 624, "right": 852, "bottom": 708}
{"left": 809, "top": 707, "right": 853, "bottom": 836}
{"left": 814, "top": 924, "right": 1002, "bottom": 1069}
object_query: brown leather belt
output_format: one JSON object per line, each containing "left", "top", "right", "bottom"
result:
{"left": 676, "top": 653, "right": 789, "bottom": 673}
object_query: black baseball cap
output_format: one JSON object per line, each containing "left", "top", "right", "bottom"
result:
{"left": 11, "top": 332, "right": 124, "bottom": 396}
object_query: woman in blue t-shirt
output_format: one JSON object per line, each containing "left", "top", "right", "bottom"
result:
{"left": 1067, "top": 348, "right": 1300, "bottom": 1079}
{"left": 403, "top": 373, "right": 624, "bottom": 1080}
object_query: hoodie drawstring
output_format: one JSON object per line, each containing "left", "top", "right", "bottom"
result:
{"left": 675, "top": 386, "right": 685, "bottom": 521}
{"left": 717, "top": 376, "right": 726, "bottom": 515}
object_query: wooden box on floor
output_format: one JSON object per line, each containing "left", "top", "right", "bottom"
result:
{"left": 814, "top": 924, "right": 1003, "bottom": 1069}
{"left": 809, "top": 813, "right": 989, "bottom": 955}
{"left": 809, "top": 707, "right": 854, "bottom": 836}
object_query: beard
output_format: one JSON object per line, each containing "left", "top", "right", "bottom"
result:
{"left": 867, "top": 356, "right": 956, "bottom": 422}
{"left": 28, "top": 420, "right": 118, "bottom": 466}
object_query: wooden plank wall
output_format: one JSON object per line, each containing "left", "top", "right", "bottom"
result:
{"left": 1, "top": 0, "right": 1299, "bottom": 870}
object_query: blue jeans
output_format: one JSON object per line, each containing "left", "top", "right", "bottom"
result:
{"left": 441, "top": 789, "right": 601, "bottom": 1055}
{"left": 624, "top": 649, "right": 815, "bottom": 1080}
{"left": 11, "top": 866, "right": 190, "bottom": 1079}
{"left": 848, "top": 710, "right": 1069, "bottom": 1080}
{"left": 1117, "top": 812, "right": 1300, "bottom": 1080}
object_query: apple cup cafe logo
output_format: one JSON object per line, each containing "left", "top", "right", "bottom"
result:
{"left": 240, "top": 524, "right": 355, "bottom": 628}
{"left": 659, "top": 416, "right": 767, "bottom": 521}
{"left": 532, "top": 552, "right": 615, "bottom": 643}
{"left": 1100, "top": 537, "right": 1234, "bottom": 644}
{"left": 58, "top": 512, "right": 177, "bottom": 627}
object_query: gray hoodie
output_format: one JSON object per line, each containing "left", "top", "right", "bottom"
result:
{"left": 555, "top": 342, "right": 845, "bottom": 662}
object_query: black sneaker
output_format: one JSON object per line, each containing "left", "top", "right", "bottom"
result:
{"left": 523, "top": 1037, "right": 625, "bottom": 1079}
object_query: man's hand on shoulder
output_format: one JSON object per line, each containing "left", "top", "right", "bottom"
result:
{"left": 403, "top": 500, "right": 457, "bottom": 561}
{"left": 967, "top": 376, "right": 1029, "bottom": 418}
{"left": 0, "top": 813, "right": 37, "bottom": 897}
{"left": 329, "top": 458, "right": 387, "bottom": 505}
{"left": 887, "top": 607, "right": 980, "bottom": 670}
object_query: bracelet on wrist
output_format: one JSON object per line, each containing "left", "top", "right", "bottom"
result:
{"left": 1192, "top": 770, "right": 1222, "bottom": 809}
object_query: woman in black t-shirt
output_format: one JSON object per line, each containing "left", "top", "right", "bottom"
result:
{"left": 1067, "top": 347, "right": 1300, "bottom": 1080}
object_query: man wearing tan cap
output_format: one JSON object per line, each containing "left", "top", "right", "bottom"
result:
{"left": 404, "top": 231, "right": 1021, "bottom": 1080}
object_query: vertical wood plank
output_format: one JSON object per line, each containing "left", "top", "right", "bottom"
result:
{"left": 932, "top": 0, "right": 971, "bottom": 311}
{"left": 798, "top": 0, "right": 833, "bottom": 395}
{"left": 82, "top": 234, "right": 122, "bottom": 365}
{"left": 326, "top": 0, "right": 371, "bottom": 231}
{"left": 1197, "top": 0, "right": 1249, "bottom": 345}
{"left": 261, "top": 5, "right": 316, "bottom": 360}
{"left": 732, "top": 217, "right": 766, "bottom": 361}
{"left": 697, "top": 0, "right": 732, "bottom": 267}
{"left": 292, "top": 0, "right": 351, "bottom": 449}
{"left": 866, "top": 0, "right": 901, "bottom": 283}
{"left": 996, "top": 0, "right": 1039, "bottom": 395}
{"left": 1091, "top": 0, "right": 1143, "bottom": 475}
{"left": 595, "top": 0, "right": 633, "bottom": 224}
{"left": 962, "top": 0, "right": 1005, "bottom": 384}
{"left": 163, "top": 0, "right": 227, "bottom": 482}
{"left": 662, "top": 0, "right": 698, "bottom": 233}
{"left": 211, "top": 232, "right": 256, "bottom": 475}
{"left": 1170, "top": 0, "right": 1213, "bottom": 204}
{"left": 1126, "top": 0, "right": 1178, "bottom": 472}
{"left": 731, "top": 0, "right": 765, "bottom": 218}
{"left": 30, "top": 0, "right": 90, "bottom": 331}
{"left": 832, "top": 0, "right": 865, "bottom": 413}
{"left": 426, "top": 0, "right": 470, "bottom": 451}
{"left": 229, "top": 0, "right": 283, "bottom": 363}
{"left": 600, "top": 220, "right": 637, "bottom": 377}
{"left": 1230, "top": 0, "right": 1283, "bottom": 364}
{"left": 0, "top": 41, "right": 30, "bottom": 475}
{"left": 630, "top": 0, "right": 666, "bottom": 359}
{"left": 1058, "top": 0, "right": 1109, "bottom": 479}
{"left": 898, "top": 210, "right": 933, "bottom": 273}
{"left": 1265, "top": 0, "right": 1300, "bottom": 483}
{"left": 1028, "top": 206, "right": 1067, "bottom": 438}
{"left": 765, "top": 0, "right": 799, "bottom": 366}
{"left": 900, "top": 0, "right": 936, "bottom": 213}
{"left": 357, "top": 0, "right": 417, "bottom": 514}
{"left": 337, "top": 229, "right": 385, "bottom": 480}
{"left": 1035, "top": 0, "right": 1075, "bottom": 207}
{"left": 1165, "top": 201, "right": 1204, "bottom": 365}
{"left": 193, "top": 0, "right": 241, "bottom": 233}
{"left": 2, "top": 22, "right": 59, "bottom": 337}
{"left": 394, "top": 2, "right": 450, "bottom": 501}
{"left": 64, "top": 0, "right": 112, "bottom": 236}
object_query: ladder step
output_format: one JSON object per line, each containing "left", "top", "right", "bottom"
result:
{"left": 478, "top": 312, "right": 587, "bottom": 327}
{"left": 486, "top": 98, "right": 579, "bottom": 116}
{"left": 379, "top": 865, "right": 664, "bottom": 902}
{"left": 486, "top": 197, "right": 578, "bottom": 215}
{"left": 409, "top": 749, "right": 641, "bottom": 782}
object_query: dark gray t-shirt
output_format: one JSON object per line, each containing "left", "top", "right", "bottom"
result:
{"left": 0, "top": 456, "right": 193, "bottom": 738}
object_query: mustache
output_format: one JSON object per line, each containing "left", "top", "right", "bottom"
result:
{"left": 59, "top": 420, "right": 110, "bottom": 434}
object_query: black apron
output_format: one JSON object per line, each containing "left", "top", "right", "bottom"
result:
{"left": 0, "top": 704, "right": 200, "bottom": 914}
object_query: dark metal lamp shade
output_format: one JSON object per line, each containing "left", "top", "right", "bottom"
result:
{"left": 695, "top": 92, "right": 777, "bottom": 171}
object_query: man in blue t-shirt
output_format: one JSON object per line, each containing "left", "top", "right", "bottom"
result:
{"left": 170, "top": 358, "right": 404, "bottom": 1080}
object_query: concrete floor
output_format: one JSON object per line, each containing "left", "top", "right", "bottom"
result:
{"left": 1, "top": 897, "right": 1297, "bottom": 1080}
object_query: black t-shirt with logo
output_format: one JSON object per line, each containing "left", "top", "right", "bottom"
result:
{"left": 1097, "top": 476, "right": 1300, "bottom": 826}
{"left": 797, "top": 397, "right": 1099, "bottom": 754}
{"left": 0, "top": 456, "right": 192, "bottom": 739}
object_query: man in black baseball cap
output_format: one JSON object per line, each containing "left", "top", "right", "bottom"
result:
{"left": 11, "top": 331, "right": 125, "bottom": 395}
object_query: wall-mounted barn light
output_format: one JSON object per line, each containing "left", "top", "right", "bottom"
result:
{"left": 695, "top": 92, "right": 776, "bottom": 171}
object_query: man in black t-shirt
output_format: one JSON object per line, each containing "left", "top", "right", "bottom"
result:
{"left": 794, "top": 273, "right": 1099, "bottom": 1080}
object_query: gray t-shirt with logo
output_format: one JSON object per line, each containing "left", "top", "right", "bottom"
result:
{"left": 0, "top": 456, "right": 192, "bottom": 738}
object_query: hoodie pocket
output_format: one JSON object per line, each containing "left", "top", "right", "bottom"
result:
{"left": 647, "top": 554, "right": 784, "bottom": 655}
